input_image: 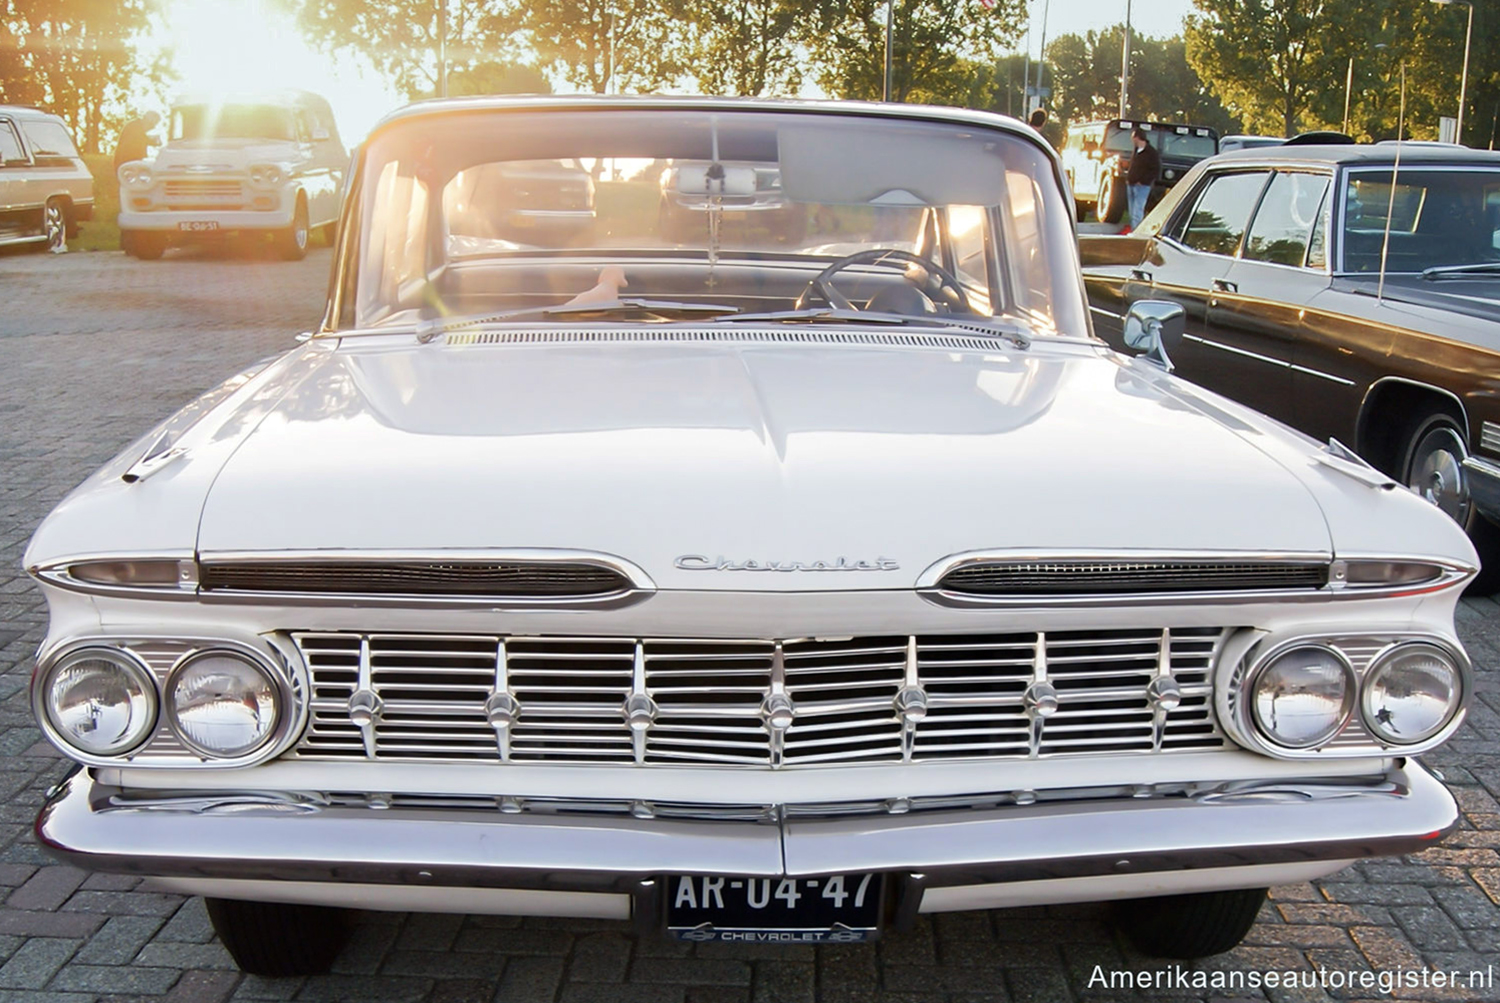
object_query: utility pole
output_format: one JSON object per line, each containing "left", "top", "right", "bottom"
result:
{"left": 1035, "top": 0, "right": 1050, "bottom": 115}
{"left": 1342, "top": 57, "right": 1353, "bottom": 134}
{"left": 1022, "top": 5, "right": 1031, "bottom": 115}
{"left": 437, "top": 0, "right": 448, "bottom": 98}
{"left": 883, "top": 0, "right": 894, "bottom": 101}
{"left": 1119, "top": 0, "right": 1131, "bottom": 117}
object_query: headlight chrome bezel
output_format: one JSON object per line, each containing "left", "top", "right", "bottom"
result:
{"left": 163, "top": 648, "right": 284, "bottom": 759}
{"left": 1361, "top": 641, "right": 1464, "bottom": 746}
{"left": 32, "top": 636, "right": 305, "bottom": 769}
{"left": 1247, "top": 642, "right": 1356, "bottom": 750}
{"left": 36, "top": 646, "right": 159, "bottom": 758}
{"left": 248, "top": 164, "right": 284, "bottom": 188}
{"left": 1223, "top": 631, "right": 1470, "bottom": 759}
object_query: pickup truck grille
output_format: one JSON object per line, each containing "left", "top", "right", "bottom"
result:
{"left": 162, "top": 179, "right": 245, "bottom": 209}
{"left": 290, "top": 627, "right": 1229, "bottom": 768}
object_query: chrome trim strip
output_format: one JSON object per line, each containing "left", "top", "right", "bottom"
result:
{"left": 1480, "top": 422, "right": 1500, "bottom": 456}
{"left": 1182, "top": 332, "right": 1283, "bottom": 368}
{"left": 37, "top": 763, "right": 1457, "bottom": 891}
{"left": 1289, "top": 363, "right": 1356, "bottom": 387}
{"left": 1087, "top": 305, "right": 1123, "bottom": 320}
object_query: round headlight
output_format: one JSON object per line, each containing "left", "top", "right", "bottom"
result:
{"left": 166, "top": 650, "right": 280, "bottom": 758}
{"left": 1363, "top": 643, "right": 1461, "bottom": 745}
{"left": 43, "top": 649, "right": 157, "bottom": 756}
{"left": 122, "top": 166, "right": 152, "bottom": 188}
{"left": 249, "top": 165, "right": 282, "bottom": 187}
{"left": 1251, "top": 645, "right": 1354, "bottom": 749}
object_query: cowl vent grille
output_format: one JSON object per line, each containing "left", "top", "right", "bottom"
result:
{"left": 937, "top": 560, "right": 1328, "bottom": 596}
{"left": 200, "top": 561, "right": 632, "bottom": 598}
{"left": 443, "top": 328, "right": 1009, "bottom": 353}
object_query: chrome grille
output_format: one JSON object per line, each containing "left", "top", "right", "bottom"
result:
{"left": 291, "top": 628, "right": 1231, "bottom": 768}
{"left": 936, "top": 560, "right": 1328, "bottom": 596}
{"left": 201, "top": 560, "right": 633, "bottom": 598}
{"left": 1482, "top": 421, "right": 1500, "bottom": 456}
{"left": 162, "top": 179, "right": 244, "bottom": 208}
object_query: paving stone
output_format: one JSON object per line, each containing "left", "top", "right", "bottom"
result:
{"left": 47, "top": 964, "right": 180, "bottom": 994}
{"left": 162, "top": 970, "right": 241, "bottom": 1003}
{"left": 0, "top": 939, "right": 76, "bottom": 990}
{"left": 4, "top": 869, "right": 84, "bottom": 912}
{"left": 156, "top": 898, "right": 215, "bottom": 944}
{"left": 0, "top": 912, "right": 102, "bottom": 939}
{"left": 493, "top": 956, "right": 564, "bottom": 1003}
{"left": 749, "top": 960, "right": 813, "bottom": 1003}
{"left": 566, "top": 932, "right": 631, "bottom": 982}
{"left": 72, "top": 915, "right": 165, "bottom": 964}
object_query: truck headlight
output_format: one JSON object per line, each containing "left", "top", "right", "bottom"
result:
{"left": 41, "top": 649, "right": 157, "bottom": 756}
{"left": 248, "top": 164, "right": 283, "bottom": 187}
{"left": 166, "top": 650, "right": 280, "bottom": 757}
{"left": 1250, "top": 644, "right": 1354, "bottom": 749}
{"left": 1362, "top": 642, "right": 1462, "bottom": 745}
{"left": 120, "top": 165, "right": 152, "bottom": 188}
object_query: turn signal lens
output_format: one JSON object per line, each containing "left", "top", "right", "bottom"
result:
{"left": 1339, "top": 561, "right": 1444, "bottom": 587}
{"left": 69, "top": 560, "right": 187, "bottom": 587}
{"left": 166, "top": 650, "right": 279, "bottom": 757}
{"left": 1251, "top": 645, "right": 1354, "bottom": 749}
{"left": 42, "top": 649, "right": 157, "bottom": 756}
{"left": 1363, "top": 643, "right": 1461, "bottom": 745}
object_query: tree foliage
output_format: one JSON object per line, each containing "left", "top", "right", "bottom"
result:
{"left": 520, "top": 0, "right": 688, "bottom": 95}
{"left": 681, "top": 0, "right": 814, "bottom": 96}
{"left": 1045, "top": 27, "right": 1238, "bottom": 134}
{"left": 0, "top": 0, "right": 154, "bottom": 154}
{"left": 807, "top": 0, "right": 1027, "bottom": 104}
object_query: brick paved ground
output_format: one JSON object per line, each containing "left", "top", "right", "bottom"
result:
{"left": 0, "top": 244, "right": 1496, "bottom": 1002}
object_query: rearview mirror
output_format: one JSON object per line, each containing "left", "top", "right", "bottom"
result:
{"left": 674, "top": 163, "right": 758, "bottom": 197}
{"left": 1123, "top": 300, "right": 1186, "bottom": 371}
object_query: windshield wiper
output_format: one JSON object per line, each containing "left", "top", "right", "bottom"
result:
{"left": 1421, "top": 262, "right": 1500, "bottom": 280}
{"left": 415, "top": 298, "right": 741, "bottom": 341}
{"left": 711, "top": 308, "right": 1031, "bottom": 349}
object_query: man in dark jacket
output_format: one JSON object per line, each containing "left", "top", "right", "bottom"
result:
{"left": 1125, "top": 126, "right": 1160, "bottom": 229}
{"left": 112, "top": 112, "right": 160, "bottom": 174}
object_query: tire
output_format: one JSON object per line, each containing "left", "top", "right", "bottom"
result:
{"left": 125, "top": 231, "right": 167, "bottom": 260}
{"left": 1399, "top": 412, "right": 1500, "bottom": 592}
{"left": 275, "top": 197, "right": 310, "bottom": 261}
{"left": 1096, "top": 172, "right": 1125, "bottom": 225}
{"left": 1114, "top": 887, "right": 1267, "bottom": 958}
{"left": 204, "top": 898, "right": 350, "bottom": 976}
{"left": 43, "top": 199, "right": 68, "bottom": 253}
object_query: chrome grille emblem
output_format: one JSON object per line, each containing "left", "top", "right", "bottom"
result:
{"left": 760, "top": 692, "right": 796, "bottom": 731}
{"left": 623, "top": 693, "right": 658, "bottom": 731}
{"left": 1024, "top": 681, "right": 1059, "bottom": 718}
{"left": 485, "top": 692, "right": 522, "bottom": 729}
{"left": 893, "top": 686, "right": 928, "bottom": 723}
{"left": 1147, "top": 676, "right": 1182, "bottom": 711}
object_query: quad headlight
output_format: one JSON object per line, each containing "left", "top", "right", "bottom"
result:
{"left": 1250, "top": 644, "right": 1354, "bottom": 749}
{"left": 119, "top": 165, "right": 152, "bottom": 188}
{"left": 1362, "top": 642, "right": 1462, "bottom": 745}
{"left": 248, "top": 164, "right": 283, "bottom": 187}
{"left": 165, "top": 649, "right": 280, "bottom": 757}
{"left": 40, "top": 648, "right": 157, "bottom": 756}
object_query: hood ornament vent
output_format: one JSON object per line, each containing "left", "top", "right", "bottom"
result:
{"left": 934, "top": 559, "right": 1329, "bottom": 598}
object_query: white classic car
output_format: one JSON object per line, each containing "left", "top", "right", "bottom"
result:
{"left": 26, "top": 97, "right": 1475, "bottom": 977}
{"left": 116, "top": 90, "right": 345, "bottom": 260}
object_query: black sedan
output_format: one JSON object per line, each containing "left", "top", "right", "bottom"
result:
{"left": 1080, "top": 144, "right": 1500, "bottom": 581}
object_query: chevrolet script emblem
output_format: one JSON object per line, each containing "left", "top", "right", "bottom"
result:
{"left": 674, "top": 555, "right": 900, "bottom": 572}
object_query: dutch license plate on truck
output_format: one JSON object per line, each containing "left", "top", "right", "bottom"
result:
{"left": 666, "top": 874, "right": 883, "bottom": 943}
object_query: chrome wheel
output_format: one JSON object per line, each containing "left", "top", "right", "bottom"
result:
{"left": 44, "top": 201, "right": 66, "bottom": 253}
{"left": 1406, "top": 421, "right": 1471, "bottom": 525}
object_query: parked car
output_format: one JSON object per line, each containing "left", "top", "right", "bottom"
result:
{"left": 0, "top": 106, "right": 94, "bottom": 252}
{"left": 1079, "top": 144, "right": 1500, "bottom": 582}
{"left": 117, "top": 90, "right": 345, "bottom": 260}
{"left": 1217, "top": 135, "right": 1284, "bottom": 154}
{"left": 1061, "top": 118, "right": 1218, "bottom": 223}
{"left": 29, "top": 98, "right": 1473, "bottom": 977}
{"left": 657, "top": 159, "right": 807, "bottom": 243}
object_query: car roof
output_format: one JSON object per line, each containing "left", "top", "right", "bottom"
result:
{"left": 370, "top": 94, "right": 1042, "bottom": 145}
{"left": 1209, "top": 143, "right": 1500, "bottom": 167}
{"left": 0, "top": 106, "right": 64, "bottom": 122}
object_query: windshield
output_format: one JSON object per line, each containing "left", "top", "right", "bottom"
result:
{"left": 1342, "top": 168, "right": 1500, "bottom": 273}
{"left": 1103, "top": 125, "right": 1216, "bottom": 160}
{"left": 352, "top": 108, "right": 1088, "bottom": 337}
{"left": 172, "top": 104, "right": 297, "bottom": 142}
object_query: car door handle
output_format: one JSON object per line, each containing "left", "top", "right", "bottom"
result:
{"left": 1211, "top": 278, "right": 1238, "bottom": 293}
{"left": 1130, "top": 269, "right": 1153, "bottom": 282}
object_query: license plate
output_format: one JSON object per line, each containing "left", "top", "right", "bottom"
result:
{"left": 666, "top": 874, "right": 883, "bottom": 943}
{"left": 177, "top": 221, "right": 219, "bottom": 232}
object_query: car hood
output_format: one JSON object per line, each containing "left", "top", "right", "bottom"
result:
{"left": 155, "top": 138, "right": 301, "bottom": 168}
{"left": 185, "top": 336, "right": 1346, "bottom": 591}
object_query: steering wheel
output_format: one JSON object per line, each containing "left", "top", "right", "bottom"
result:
{"left": 794, "top": 248, "right": 973, "bottom": 314}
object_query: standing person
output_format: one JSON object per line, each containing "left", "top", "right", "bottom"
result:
{"left": 1028, "top": 107, "right": 1047, "bottom": 132}
{"left": 1126, "top": 126, "right": 1160, "bottom": 230}
{"left": 113, "top": 111, "right": 160, "bottom": 173}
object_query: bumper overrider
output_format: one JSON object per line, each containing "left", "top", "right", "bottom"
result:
{"left": 38, "top": 762, "right": 1456, "bottom": 928}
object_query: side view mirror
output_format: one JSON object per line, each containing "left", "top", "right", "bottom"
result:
{"left": 1123, "top": 300, "right": 1186, "bottom": 371}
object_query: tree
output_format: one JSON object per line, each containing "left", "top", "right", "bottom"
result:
{"left": 809, "top": 0, "right": 1027, "bottom": 104}
{"left": 1186, "top": 0, "right": 1360, "bottom": 137}
{"left": 445, "top": 60, "right": 551, "bottom": 96}
{"left": 682, "top": 0, "right": 813, "bottom": 96}
{"left": 520, "top": 0, "right": 689, "bottom": 95}
{"left": 284, "top": 0, "right": 516, "bottom": 100}
{"left": 0, "top": 0, "right": 154, "bottom": 154}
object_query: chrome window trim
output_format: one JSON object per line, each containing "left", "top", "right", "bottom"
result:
{"left": 32, "top": 634, "right": 308, "bottom": 770}
{"left": 916, "top": 550, "right": 1470, "bottom": 608}
{"left": 1217, "top": 630, "right": 1471, "bottom": 760}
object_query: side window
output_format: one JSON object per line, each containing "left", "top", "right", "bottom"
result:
{"left": 21, "top": 121, "right": 79, "bottom": 159}
{"left": 946, "top": 204, "right": 990, "bottom": 293}
{"left": 1178, "top": 171, "right": 1270, "bottom": 256}
{"left": 1306, "top": 184, "right": 1333, "bottom": 269}
{"left": 295, "top": 111, "right": 312, "bottom": 144}
{"left": 1243, "top": 172, "right": 1332, "bottom": 267}
{"left": 0, "top": 123, "right": 24, "bottom": 163}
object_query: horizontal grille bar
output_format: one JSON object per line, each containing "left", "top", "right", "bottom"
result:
{"left": 937, "top": 561, "right": 1328, "bottom": 596}
{"left": 291, "top": 627, "right": 1232, "bottom": 768}
{"left": 201, "top": 561, "right": 633, "bottom": 598}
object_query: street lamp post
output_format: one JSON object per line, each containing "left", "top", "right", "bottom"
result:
{"left": 1430, "top": 0, "right": 1473, "bottom": 144}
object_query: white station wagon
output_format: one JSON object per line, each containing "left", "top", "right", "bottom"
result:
{"left": 26, "top": 97, "right": 1474, "bottom": 976}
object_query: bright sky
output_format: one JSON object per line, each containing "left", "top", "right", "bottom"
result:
{"left": 145, "top": 0, "right": 1197, "bottom": 145}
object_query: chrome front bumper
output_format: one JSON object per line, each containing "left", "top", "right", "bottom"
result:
{"left": 37, "top": 762, "right": 1456, "bottom": 914}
